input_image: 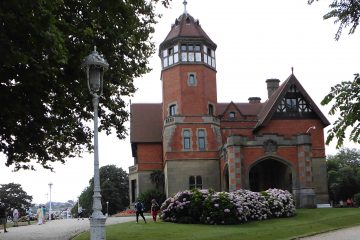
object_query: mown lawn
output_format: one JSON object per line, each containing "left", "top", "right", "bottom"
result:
{"left": 73, "top": 208, "right": 360, "bottom": 240}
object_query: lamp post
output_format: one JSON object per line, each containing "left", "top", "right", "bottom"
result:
{"left": 81, "top": 46, "right": 109, "bottom": 240}
{"left": 106, "top": 201, "right": 109, "bottom": 217}
{"left": 48, "top": 182, "right": 53, "bottom": 221}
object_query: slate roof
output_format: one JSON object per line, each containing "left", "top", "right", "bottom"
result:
{"left": 160, "top": 12, "right": 217, "bottom": 49}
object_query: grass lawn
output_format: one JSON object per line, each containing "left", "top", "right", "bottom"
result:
{"left": 73, "top": 208, "right": 360, "bottom": 240}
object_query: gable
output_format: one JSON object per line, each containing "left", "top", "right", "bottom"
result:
{"left": 255, "top": 74, "right": 330, "bottom": 130}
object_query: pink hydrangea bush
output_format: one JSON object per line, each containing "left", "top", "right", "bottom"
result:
{"left": 264, "top": 188, "right": 296, "bottom": 217}
{"left": 160, "top": 188, "right": 295, "bottom": 225}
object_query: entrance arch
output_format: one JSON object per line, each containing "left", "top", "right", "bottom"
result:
{"left": 249, "top": 158, "right": 292, "bottom": 192}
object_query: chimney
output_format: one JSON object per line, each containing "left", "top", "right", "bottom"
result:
{"left": 266, "top": 79, "right": 280, "bottom": 98}
{"left": 248, "top": 97, "right": 261, "bottom": 104}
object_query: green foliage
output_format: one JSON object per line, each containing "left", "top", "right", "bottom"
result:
{"left": 321, "top": 74, "right": 360, "bottom": 148}
{"left": 308, "top": 0, "right": 360, "bottom": 40}
{"left": 326, "top": 148, "right": 360, "bottom": 202}
{"left": 0, "top": 183, "right": 33, "bottom": 216}
{"left": 149, "top": 170, "right": 165, "bottom": 191}
{"left": 0, "top": 0, "right": 171, "bottom": 170}
{"left": 354, "top": 193, "right": 360, "bottom": 206}
{"left": 72, "top": 165, "right": 129, "bottom": 216}
{"left": 137, "top": 189, "right": 166, "bottom": 212}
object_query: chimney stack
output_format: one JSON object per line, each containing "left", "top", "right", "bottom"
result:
{"left": 248, "top": 97, "right": 261, "bottom": 104}
{"left": 266, "top": 79, "right": 280, "bottom": 98}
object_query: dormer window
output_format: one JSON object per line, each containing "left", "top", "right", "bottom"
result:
{"left": 229, "top": 112, "right": 236, "bottom": 118}
{"left": 275, "top": 84, "right": 314, "bottom": 118}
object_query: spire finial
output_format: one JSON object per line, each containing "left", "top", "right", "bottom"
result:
{"left": 183, "top": 0, "right": 188, "bottom": 14}
{"left": 291, "top": 66, "right": 294, "bottom": 74}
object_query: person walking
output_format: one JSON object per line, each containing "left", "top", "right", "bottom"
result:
{"left": 0, "top": 203, "right": 8, "bottom": 233}
{"left": 36, "top": 205, "right": 44, "bottom": 225}
{"left": 77, "top": 206, "right": 84, "bottom": 220}
{"left": 134, "top": 200, "right": 147, "bottom": 223}
{"left": 12, "top": 208, "right": 19, "bottom": 227}
{"left": 150, "top": 199, "right": 160, "bottom": 222}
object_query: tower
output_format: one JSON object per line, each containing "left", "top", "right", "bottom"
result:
{"left": 159, "top": 2, "right": 221, "bottom": 196}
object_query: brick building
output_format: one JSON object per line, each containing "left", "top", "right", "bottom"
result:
{"left": 129, "top": 5, "right": 329, "bottom": 208}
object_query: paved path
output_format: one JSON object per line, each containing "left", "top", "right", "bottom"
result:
{"left": 1, "top": 216, "right": 359, "bottom": 240}
{"left": 299, "top": 225, "right": 360, "bottom": 240}
{"left": 0, "top": 216, "right": 140, "bottom": 240}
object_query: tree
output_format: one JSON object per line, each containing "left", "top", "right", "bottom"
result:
{"left": 0, "top": 0, "right": 171, "bottom": 170}
{"left": 150, "top": 170, "right": 165, "bottom": 192}
{"left": 308, "top": 0, "right": 360, "bottom": 40}
{"left": 72, "top": 165, "right": 129, "bottom": 216}
{"left": 0, "top": 183, "right": 33, "bottom": 215}
{"left": 326, "top": 148, "right": 360, "bottom": 202}
{"left": 321, "top": 74, "right": 360, "bottom": 148}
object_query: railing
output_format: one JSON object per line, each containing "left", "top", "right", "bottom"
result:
{"left": 129, "top": 165, "right": 138, "bottom": 174}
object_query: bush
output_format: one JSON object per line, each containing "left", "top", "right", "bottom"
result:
{"left": 354, "top": 193, "right": 360, "bottom": 207}
{"left": 137, "top": 189, "right": 166, "bottom": 212}
{"left": 160, "top": 188, "right": 295, "bottom": 225}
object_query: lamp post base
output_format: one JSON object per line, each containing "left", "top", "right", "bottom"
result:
{"left": 90, "top": 215, "right": 107, "bottom": 240}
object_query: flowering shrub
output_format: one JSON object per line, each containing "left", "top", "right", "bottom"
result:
{"left": 234, "top": 189, "right": 271, "bottom": 221}
{"left": 160, "top": 188, "right": 295, "bottom": 225}
{"left": 264, "top": 188, "right": 296, "bottom": 217}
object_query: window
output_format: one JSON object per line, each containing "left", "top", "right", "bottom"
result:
{"left": 275, "top": 84, "right": 314, "bottom": 118}
{"left": 169, "top": 104, "right": 176, "bottom": 116}
{"left": 183, "top": 130, "right": 191, "bottom": 150}
{"left": 187, "top": 73, "right": 196, "bottom": 86}
{"left": 181, "top": 43, "right": 201, "bottom": 62}
{"left": 131, "top": 180, "right": 136, "bottom": 203}
{"left": 162, "top": 45, "right": 179, "bottom": 68}
{"left": 203, "top": 45, "right": 216, "bottom": 68}
{"left": 208, "top": 104, "right": 214, "bottom": 115}
{"left": 229, "top": 112, "right": 236, "bottom": 118}
{"left": 189, "top": 176, "right": 202, "bottom": 189}
{"left": 198, "top": 129, "right": 206, "bottom": 150}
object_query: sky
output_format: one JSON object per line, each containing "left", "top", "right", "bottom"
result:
{"left": 0, "top": 0, "right": 359, "bottom": 205}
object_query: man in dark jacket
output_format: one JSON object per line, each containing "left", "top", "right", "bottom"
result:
{"left": 0, "top": 203, "right": 8, "bottom": 233}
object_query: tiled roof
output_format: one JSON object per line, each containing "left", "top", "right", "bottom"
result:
{"left": 217, "top": 102, "right": 264, "bottom": 116}
{"left": 130, "top": 103, "right": 163, "bottom": 143}
{"left": 160, "top": 13, "right": 217, "bottom": 49}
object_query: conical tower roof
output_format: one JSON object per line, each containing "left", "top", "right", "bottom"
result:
{"left": 160, "top": 12, "right": 217, "bottom": 50}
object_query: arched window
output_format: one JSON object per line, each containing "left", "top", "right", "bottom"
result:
{"left": 229, "top": 111, "right": 236, "bottom": 118}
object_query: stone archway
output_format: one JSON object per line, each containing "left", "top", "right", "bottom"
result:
{"left": 249, "top": 158, "right": 292, "bottom": 192}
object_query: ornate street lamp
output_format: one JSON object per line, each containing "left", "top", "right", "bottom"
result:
{"left": 81, "top": 46, "right": 109, "bottom": 240}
